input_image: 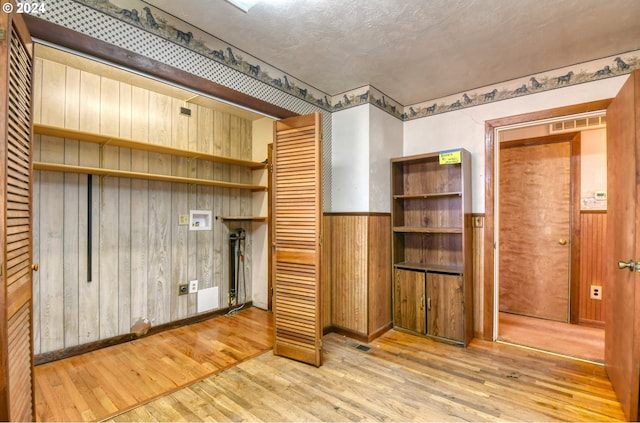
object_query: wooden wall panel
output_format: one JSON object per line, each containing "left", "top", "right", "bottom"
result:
{"left": 368, "top": 215, "right": 391, "bottom": 335}
{"left": 118, "top": 83, "right": 132, "bottom": 334}
{"left": 78, "top": 70, "right": 101, "bottom": 345}
{"left": 579, "top": 211, "right": 607, "bottom": 325}
{"left": 31, "top": 58, "right": 42, "bottom": 354}
{"left": 38, "top": 59, "right": 65, "bottom": 352}
{"left": 324, "top": 213, "right": 392, "bottom": 341}
{"left": 472, "top": 215, "right": 484, "bottom": 337}
{"left": 130, "top": 85, "right": 150, "bottom": 327}
{"left": 32, "top": 57, "right": 255, "bottom": 354}
{"left": 330, "top": 215, "right": 368, "bottom": 334}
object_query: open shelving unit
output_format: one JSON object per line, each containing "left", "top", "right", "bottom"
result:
{"left": 33, "top": 123, "right": 268, "bottom": 192}
{"left": 390, "top": 149, "right": 473, "bottom": 346}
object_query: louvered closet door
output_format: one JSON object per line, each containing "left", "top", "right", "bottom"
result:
{"left": 0, "top": 6, "right": 35, "bottom": 422}
{"left": 273, "top": 113, "right": 323, "bottom": 366}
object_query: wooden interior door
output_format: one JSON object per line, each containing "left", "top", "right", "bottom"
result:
{"left": 272, "top": 112, "right": 323, "bottom": 366}
{"left": 0, "top": 6, "right": 35, "bottom": 421}
{"left": 499, "top": 140, "right": 571, "bottom": 322}
{"left": 605, "top": 69, "right": 640, "bottom": 422}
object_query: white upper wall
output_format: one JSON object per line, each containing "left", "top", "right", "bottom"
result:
{"left": 404, "top": 75, "right": 628, "bottom": 213}
{"left": 369, "top": 105, "right": 403, "bottom": 212}
{"left": 331, "top": 105, "right": 370, "bottom": 211}
{"left": 331, "top": 104, "right": 403, "bottom": 212}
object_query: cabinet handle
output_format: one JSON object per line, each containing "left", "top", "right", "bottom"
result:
{"left": 427, "top": 297, "right": 432, "bottom": 311}
{"left": 420, "top": 296, "right": 425, "bottom": 310}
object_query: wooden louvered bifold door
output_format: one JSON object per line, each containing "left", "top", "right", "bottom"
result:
{"left": 273, "top": 112, "right": 323, "bottom": 367}
{"left": 0, "top": 6, "right": 35, "bottom": 422}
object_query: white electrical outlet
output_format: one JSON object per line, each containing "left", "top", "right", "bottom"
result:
{"left": 590, "top": 285, "right": 602, "bottom": 300}
{"left": 189, "top": 279, "right": 198, "bottom": 294}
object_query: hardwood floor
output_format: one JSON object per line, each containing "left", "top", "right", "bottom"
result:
{"left": 498, "top": 312, "right": 604, "bottom": 363}
{"left": 36, "top": 307, "right": 624, "bottom": 422}
{"left": 34, "top": 307, "right": 273, "bottom": 422}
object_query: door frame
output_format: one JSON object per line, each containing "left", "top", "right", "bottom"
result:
{"left": 483, "top": 100, "right": 611, "bottom": 340}
{"left": 497, "top": 133, "right": 581, "bottom": 324}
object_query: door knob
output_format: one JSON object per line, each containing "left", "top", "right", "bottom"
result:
{"left": 617, "top": 259, "right": 639, "bottom": 272}
{"left": 32, "top": 263, "right": 39, "bottom": 271}
{"left": 559, "top": 239, "right": 567, "bottom": 245}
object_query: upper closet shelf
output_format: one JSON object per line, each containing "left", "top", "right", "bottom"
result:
{"left": 34, "top": 123, "right": 268, "bottom": 169}
{"left": 32, "top": 162, "right": 266, "bottom": 191}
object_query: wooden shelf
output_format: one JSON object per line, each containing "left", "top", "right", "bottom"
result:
{"left": 33, "top": 162, "right": 267, "bottom": 191}
{"left": 393, "top": 192, "right": 462, "bottom": 199}
{"left": 219, "top": 216, "right": 268, "bottom": 222}
{"left": 34, "top": 123, "right": 268, "bottom": 170}
{"left": 393, "top": 226, "right": 462, "bottom": 234}
{"left": 391, "top": 148, "right": 472, "bottom": 346}
{"left": 394, "top": 262, "right": 463, "bottom": 274}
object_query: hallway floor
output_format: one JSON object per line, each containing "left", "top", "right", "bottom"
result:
{"left": 498, "top": 312, "right": 604, "bottom": 363}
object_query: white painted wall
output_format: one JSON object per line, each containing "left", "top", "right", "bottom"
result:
{"left": 581, "top": 128, "right": 607, "bottom": 209}
{"left": 331, "top": 104, "right": 403, "bottom": 212}
{"left": 331, "top": 105, "right": 370, "bottom": 211}
{"left": 404, "top": 76, "right": 628, "bottom": 213}
{"left": 369, "top": 105, "right": 404, "bottom": 212}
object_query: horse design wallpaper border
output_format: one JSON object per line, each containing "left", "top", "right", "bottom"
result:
{"left": 403, "top": 50, "right": 640, "bottom": 121}
{"left": 75, "top": 0, "right": 639, "bottom": 121}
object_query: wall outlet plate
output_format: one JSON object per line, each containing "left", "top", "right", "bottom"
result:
{"left": 590, "top": 285, "right": 602, "bottom": 300}
{"left": 189, "top": 279, "right": 198, "bottom": 294}
{"left": 178, "top": 214, "right": 189, "bottom": 225}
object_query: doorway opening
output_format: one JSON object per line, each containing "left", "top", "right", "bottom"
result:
{"left": 493, "top": 112, "right": 607, "bottom": 363}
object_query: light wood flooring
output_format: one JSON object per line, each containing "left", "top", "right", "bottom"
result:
{"left": 498, "top": 312, "right": 604, "bottom": 363}
{"left": 34, "top": 308, "right": 273, "bottom": 422}
{"left": 36, "top": 307, "right": 624, "bottom": 422}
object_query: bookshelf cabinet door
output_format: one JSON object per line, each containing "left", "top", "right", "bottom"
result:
{"left": 394, "top": 269, "right": 426, "bottom": 334}
{"left": 427, "top": 273, "right": 465, "bottom": 342}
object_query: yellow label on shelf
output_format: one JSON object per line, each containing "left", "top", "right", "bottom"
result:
{"left": 439, "top": 150, "right": 461, "bottom": 164}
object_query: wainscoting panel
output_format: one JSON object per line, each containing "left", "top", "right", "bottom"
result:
{"left": 579, "top": 211, "right": 607, "bottom": 326}
{"left": 323, "top": 213, "right": 392, "bottom": 341}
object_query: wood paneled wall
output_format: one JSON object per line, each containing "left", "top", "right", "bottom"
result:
{"left": 31, "top": 57, "right": 253, "bottom": 354}
{"left": 472, "top": 212, "right": 606, "bottom": 337}
{"left": 472, "top": 215, "right": 485, "bottom": 337}
{"left": 579, "top": 211, "right": 606, "bottom": 326}
{"left": 323, "top": 213, "right": 392, "bottom": 341}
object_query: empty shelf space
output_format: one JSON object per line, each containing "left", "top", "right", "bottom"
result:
{"left": 33, "top": 162, "right": 267, "bottom": 191}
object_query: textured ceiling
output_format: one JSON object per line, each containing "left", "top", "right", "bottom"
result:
{"left": 144, "top": 0, "right": 640, "bottom": 106}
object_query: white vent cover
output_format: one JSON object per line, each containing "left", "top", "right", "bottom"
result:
{"left": 549, "top": 115, "right": 606, "bottom": 134}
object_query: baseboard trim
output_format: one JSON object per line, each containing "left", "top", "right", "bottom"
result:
{"left": 323, "top": 323, "right": 392, "bottom": 344}
{"left": 34, "top": 302, "right": 253, "bottom": 365}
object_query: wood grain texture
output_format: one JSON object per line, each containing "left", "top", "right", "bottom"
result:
{"left": 330, "top": 215, "right": 368, "bottom": 333}
{"left": 499, "top": 141, "right": 571, "bottom": 321}
{"left": 483, "top": 100, "right": 613, "bottom": 341}
{"left": 323, "top": 214, "right": 392, "bottom": 340}
{"left": 1, "top": 12, "right": 36, "bottom": 419}
{"left": 391, "top": 151, "right": 472, "bottom": 346}
{"left": 108, "top": 323, "right": 623, "bottom": 423}
{"left": 605, "top": 70, "right": 640, "bottom": 421}
{"left": 273, "top": 114, "right": 322, "bottom": 366}
{"left": 367, "top": 214, "right": 392, "bottom": 336}
{"left": 472, "top": 214, "right": 484, "bottom": 337}
{"left": 394, "top": 269, "right": 426, "bottom": 334}
{"left": 34, "top": 307, "right": 274, "bottom": 422}
{"left": 32, "top": 56, "right": 256, "bottom": 355}
{"left": 579, "top": 212, "right": 606, "bottom": 325}
{"left": 499, "top": 312, "right": 603, "bottom": 363}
